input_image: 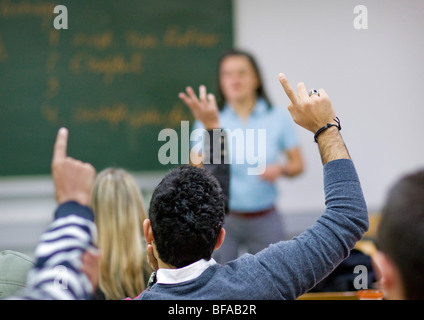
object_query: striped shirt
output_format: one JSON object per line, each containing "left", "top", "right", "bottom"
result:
{"left": 7, "top": 201, "right": 97, "bottom": 300}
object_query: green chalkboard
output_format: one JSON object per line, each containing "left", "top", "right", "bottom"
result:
{"left": 0, "top": 0, "right": 233, "bottom": 176}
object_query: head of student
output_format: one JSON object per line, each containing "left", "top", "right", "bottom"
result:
{"left": 377, "top": 169, "right": 424, "bottom": 300}
{"left": 216, "top": 48, "right": 271, "bottom": 110}
{"left": 91, "top": 167, "right": 149, "bottom": 299}
{"left": 144, "top": 165, "right": 226, "bottom": 268}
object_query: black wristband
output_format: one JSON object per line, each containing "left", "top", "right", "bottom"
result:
{"left": 314, "top": 117, "right": 341, "bottom": 143}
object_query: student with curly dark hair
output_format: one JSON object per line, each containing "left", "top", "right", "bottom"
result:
{"left": 148, "top": 165, "right": 226, "bottom": 269}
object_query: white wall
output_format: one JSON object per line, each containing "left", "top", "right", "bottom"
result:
{"left": 2, "top": 0, "right": 424, "bottom": 254}
{"left": 233, "top": 0, "right": 424, "bottom": 214}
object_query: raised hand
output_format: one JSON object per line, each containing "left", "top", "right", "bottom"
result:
{"left": 51, "top": 127, "right": 96, "bottom": 206}
{"left": 278, "top": 73, "right": 349, "bottom": 164}
{"left": 278, "top": 73, "right": 337, "bottom": 133}
{"left": 179, "top": 85, "right": 220, "bottom": 130}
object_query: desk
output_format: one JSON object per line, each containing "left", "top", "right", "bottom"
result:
{"left": 297, "top": 291, "right": 359, "bottom": 300}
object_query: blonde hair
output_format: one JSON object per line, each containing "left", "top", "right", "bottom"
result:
{"left": 91, "top": 168, "right": 149, "bottom": 299}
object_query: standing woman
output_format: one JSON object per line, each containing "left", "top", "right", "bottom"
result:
{"left": 182, "top": 49, "right": 304, "bottom": 263}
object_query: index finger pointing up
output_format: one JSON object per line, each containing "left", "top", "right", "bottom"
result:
{"left": 53, "top": 127, "right": 68, "bottom": 162}
{"left": 278, "top": 73, "right": 299, "bottom": 105}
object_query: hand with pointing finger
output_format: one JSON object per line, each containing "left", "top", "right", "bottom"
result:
{"left": 278, "top": 73, "right": 350, "bottom": 164}
{"left": 278, "top": 73, "right": 337, "bottom": 134}
{"left": 51, "top": 127, "right": 96, "bottom": 206}
{"left": 179, "top": 85, "right": 220, "bottom": 130}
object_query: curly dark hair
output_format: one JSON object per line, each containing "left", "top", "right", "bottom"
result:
{"left": 148, "top": 165, "right": 225, "bottom": 268}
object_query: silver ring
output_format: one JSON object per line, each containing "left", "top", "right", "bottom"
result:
{"left": 308, "top": 89, "right": 319, "bottom": 97}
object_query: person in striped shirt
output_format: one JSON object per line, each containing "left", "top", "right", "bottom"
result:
{"left": 6, "top": 128, "right": 99, "bottom": 300}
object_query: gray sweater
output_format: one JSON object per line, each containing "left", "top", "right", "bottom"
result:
{"left": 136, "top": 159, "right": 368, "bottom": 300}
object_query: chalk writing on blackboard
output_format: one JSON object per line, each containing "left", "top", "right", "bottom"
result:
{"left": 0, "top": 0, "right": 233, "bottom": 175}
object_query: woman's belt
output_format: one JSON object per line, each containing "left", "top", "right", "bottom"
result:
{"left": 229, "top": 206, "right": 275, "bottom": 218}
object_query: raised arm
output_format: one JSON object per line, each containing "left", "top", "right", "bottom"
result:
{"left": 179, "top": 85, "right": 230, "bottom": 214}
{"left": 252, "top": 74, "right": 368, "bottom": 299}
{"left": 10, "top": 128, "right": 98, "bottom": 300}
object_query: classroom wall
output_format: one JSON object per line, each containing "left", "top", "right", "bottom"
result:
{"left": 1, "top": 0, "right": 424, "bottom": 255}
{"left": 233, "top": 0, "right": 424, "bottom": 215}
